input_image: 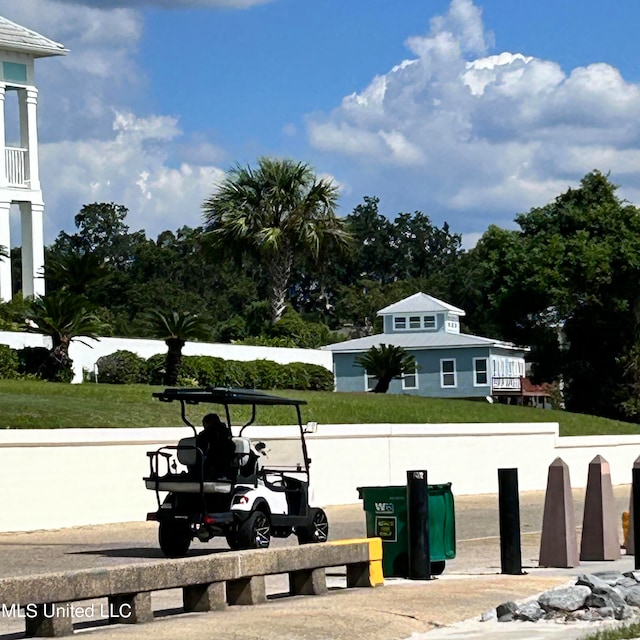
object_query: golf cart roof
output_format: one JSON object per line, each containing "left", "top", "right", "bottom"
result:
{"left": 153, "top": 387, "right": 307, "bottom": 407}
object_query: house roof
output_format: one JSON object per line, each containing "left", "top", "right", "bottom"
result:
{"left": 0, "top": 16, "right": 67, "bottom": 58}
{"left": 322, "top": 332, "right": 525, "bottom": 353}
{"left": 377, "top": 292, "right": 465, "bottom": 317}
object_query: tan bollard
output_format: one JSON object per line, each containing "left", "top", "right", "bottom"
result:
{"left": 539, "top": 457, "right": 580, "bottom": 568}
{"left": 580, "top": 455, "right": 621, "bottom": 561}
{"left": 624, "top": 456, "right": 640, "bottom": 554}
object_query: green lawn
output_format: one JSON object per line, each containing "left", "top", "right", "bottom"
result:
{"left": 0, "top": 379, "right": 637, "bottom": 436}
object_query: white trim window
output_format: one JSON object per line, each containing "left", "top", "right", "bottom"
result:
{"left": 473, "top": 357, "right": 489, "bottom": 386}
{"left": 409, "top": 315, "right": 421, "bottom": 329}
{"left": 365, "top": 372, "right": 378, "bottom": 391}
{"left": 394, "top": 316, "right": 407, "bottom": 330}
{"left": 423, "top": 315, "right": 436, "bottom": 329}
{"left": 402, "top": 366, "right": 418, "bottom": 390}
{"left": 440, "top": 359, "right": 456, "bottom": 387}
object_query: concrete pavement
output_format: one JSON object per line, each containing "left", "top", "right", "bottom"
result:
{"left": 0, "top": 487, "right": 638, "bottom": 640}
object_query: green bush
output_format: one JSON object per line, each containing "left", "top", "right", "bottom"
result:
{"left": 146, "top": 353, "right": 167, "bottom": 385}
{"left": 0, "top": 344, "right": 19, "bottom": 379}
{"left": 17, "top": 346, "right": 74, "bottom": 383}
{"left": 145, "top": 352, "right": 333, "bottom": 392}
{"left": 179, "top": 356, "right": 227, "bottom": 386}
{"left": 284, "top": 362, "right": 334, "bottom": 391}
{"left": 96, "top": 350, "right": 147, "bottom": 384}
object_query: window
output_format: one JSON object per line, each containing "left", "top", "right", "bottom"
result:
{"left": 423, "top": 315, "right": 436, "bottom": 329}
{"left": 365, "top": 372, "right": 378, "bottom": 391}
{"left": 409, "top": 316, "right": 421, "bottom": 329}
{"left": 394, "top": 316, "right": 406, "bottom": 330}
{"left": 440, "top": 359, "right": 456, "bottom": 387}
{"left": 402, "top": 367, "right": 418, "bottom": 390}
{"left": 2, "top": 62, "right": 27, "bottom": 84}
{"left": 474, "top": 358, "right": 489, "bottom": 386}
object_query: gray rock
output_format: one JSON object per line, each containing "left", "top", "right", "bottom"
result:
{"left": 480, "top": 609, "right": 496, "bottom": 622}
{"left": 592, "top": 585, "right": 626, "bottom": 608}
{"left": 586, "top": 593, "right": 615, "bottom": 609}
{"left": 539, "top": 585, "right": 592, "bottom": 612}
{"left": 572, "top": 609, "right": 603, "bottom": 622}
{"left": 576, "top": 573, "right": 612, "bottom": 591}
{"left": 623, "top": 570, "right": 640, "bottom": 583}
{"left": 625, "top": 585, "right": 640, "bottom": 606}
{"left": 592, "top": 571, "right": 625, "bottom": 586}
{"left": 514, "top": 601, "right": 543, "bottom": 622}
{"left": 614, "top": 605, "right": 636, "bottom": 620}
{"left": 496, "top": 601, "right": 517, "bottom": 622}
{"left": 615, "top": 577, "right": 638, "bottom": 589}
{"left": 598, "top": 607, "right": 615, "bottom": 618}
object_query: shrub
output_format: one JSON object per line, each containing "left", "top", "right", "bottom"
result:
{"left": 0, "top": 344, "right": 19, "bottom": 379}
{"left": 146, "top": 353, "right": 167, "bottom": 385}
{"left": 284, "top": 362, "right": 334, "bottom": 391}
{"left": 96, "top": 350, "right": 147, "bottom": 384}
{"left": 179, "top": 356, "right": 227, "bottom": 386}
{"left": 17, "top": 346, "right": 74, "bottom": 383}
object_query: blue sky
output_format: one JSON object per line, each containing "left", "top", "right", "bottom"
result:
{"left": 1, "top": 0, "right": 640, "bottom": 248}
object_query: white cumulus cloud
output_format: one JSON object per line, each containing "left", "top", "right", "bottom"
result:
{"left": 40, "top": 112, "right": 225, "bottom": 240}
{"left": 308, "top": 0, "right": 640, "bottom": 236}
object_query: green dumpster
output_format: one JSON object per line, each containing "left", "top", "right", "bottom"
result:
{"left": 357, "top": 483, "right": 456, "bottom": 577}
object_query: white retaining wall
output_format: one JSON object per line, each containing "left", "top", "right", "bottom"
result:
{"left": 1, "top": 422, "right": 639, "bottom": 533}
{"left": 0, "top": 331, "right": 333, "bottom": 383}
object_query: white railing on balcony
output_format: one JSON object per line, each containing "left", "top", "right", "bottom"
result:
{"left": 5, "top": 146, "right": 29, "bottom": 187}
{"left": 492, "top": 376, "right": 522, "bottom": 391}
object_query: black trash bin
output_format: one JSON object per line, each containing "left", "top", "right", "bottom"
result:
{"left": 358, "top": 483, "right": 456, "bottom": 577}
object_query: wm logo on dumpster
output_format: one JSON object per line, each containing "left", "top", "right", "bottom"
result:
{"left": 374, "top": 502, "right": 394, "bottom": 513}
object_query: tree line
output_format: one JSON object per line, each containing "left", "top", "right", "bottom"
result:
{"left": 1, "top": 159, "right": 638, "bottom": 424}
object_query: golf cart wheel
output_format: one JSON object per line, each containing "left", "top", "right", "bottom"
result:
{"left": 431, "top": 561, "right": 446, "bottom": 576}
{"left": 158, "top": 520, "right": 192, "bottom": 558}
{"left": 236, "top": 510, "right": 271, "bottom": 549}
{"left": 296, "top": 508, "right": 329, "bottom": 544}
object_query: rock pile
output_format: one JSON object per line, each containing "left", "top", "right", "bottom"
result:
{"left": 484, "top": 571, "right": 640, "bottom": 624}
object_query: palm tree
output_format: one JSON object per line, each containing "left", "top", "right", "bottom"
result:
{"left": 26, "top": 291, "right": 103, "bottom": 381}
{"left": 43, "top": 249, "right": 110, "bottom": 295}
{"left": 202, "top": 157, "right": 350, "bottom": 324}
{"left": 355, "top": 344, "right": 417, "bottom": 393}
{"left": 143, "top": 310, "right": 212, "bottom": 385}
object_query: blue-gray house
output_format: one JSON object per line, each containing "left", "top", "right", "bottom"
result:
{"left": 323, "top": 292, "right": 528, "bottom": 400}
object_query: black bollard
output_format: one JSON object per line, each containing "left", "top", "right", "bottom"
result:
{"left": 633, "top": 468, "right": 640, "bottom": 570}
{"left": 498, "top": 468, "right": 523, "bottom": 575}
{"left": 406, "top": 469, "right": 431, "bottom": 580}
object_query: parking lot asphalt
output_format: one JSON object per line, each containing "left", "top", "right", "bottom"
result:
{"left": 0, "top": 487, "right": 636, "bottom": 640}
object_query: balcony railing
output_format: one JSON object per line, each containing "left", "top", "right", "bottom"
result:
{"left": 5, "top": 146, "right": 29, "bottom": 187}
{"left": 492, "top": 376, "right": 522, "bottom": 391}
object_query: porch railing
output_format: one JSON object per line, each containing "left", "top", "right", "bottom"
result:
{"left": 492, "top": 376, "right": 522, "bottom": 391}
{"left": 5, "top": 146, "right": 29, "bottom": 187}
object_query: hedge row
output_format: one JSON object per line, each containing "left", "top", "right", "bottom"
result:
{"left": 0, "top": 345, "right": 74, "bottom": 382}
{"left": 96, "top": 350, "right": 334, "bottom": 391}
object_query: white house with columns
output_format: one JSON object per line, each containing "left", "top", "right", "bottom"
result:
{"left": 0, "top": 16, "right": 66, "bottom": 300}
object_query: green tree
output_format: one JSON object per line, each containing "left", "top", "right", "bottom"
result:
{"left": 26, "top": 291, "right": 103, "bottom": 381}
{"left": 202, "top": 157, "right": 350, "bottom": 324}
{"left": 461, "top": 171, "right": 640, "bottom": 420}
{"left": 143, "top": 310, "right": 212, "bottom": 386}
{"left": 354, "top": 344, "right": 416, "bottom": 393}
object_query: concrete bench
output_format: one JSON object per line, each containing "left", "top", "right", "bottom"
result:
{"left": 0, "top": 538, "right": 383, "bottom": 637}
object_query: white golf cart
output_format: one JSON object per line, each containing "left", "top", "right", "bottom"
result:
{"left": 144, "top": 387, "right": 328, "bottom": 557}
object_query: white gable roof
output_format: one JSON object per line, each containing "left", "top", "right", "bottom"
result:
{"left": 0, "top": 16, "right": 67, "bottom": 58}
{"left": 377, "top": 292, "right": 465, "bottom": 317}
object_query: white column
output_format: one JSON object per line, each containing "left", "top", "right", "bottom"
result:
{"left": 23, "top": 87, "right": 39, "bottom": 191}
{"left": 20, "top": 201, "right": 45, "bottom": 298}
{"left": 0, "top": 201, "right": 11, "bottom": 301}
{"left": 0, "top": 83, "right": 6, "bottom": 188}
